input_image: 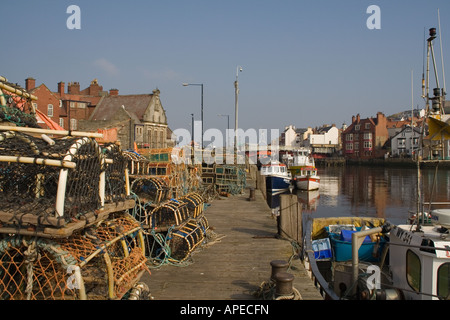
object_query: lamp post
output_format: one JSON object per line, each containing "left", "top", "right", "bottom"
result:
{"left": 183, "top": 83, "right": 204, "bottom": 150}
{"left": 190, "top": 113, "right": 194, "bottom": 144}
{"left": 218, "top": 114, "right": 230, "bottom": 147}
{"left": 191, "top": 113, "right": 194, "bottom": 163}
{"left": 235, "top": 66, "right": 242, "bottom": 160}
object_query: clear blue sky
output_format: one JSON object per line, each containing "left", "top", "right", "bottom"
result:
{"left": 2, "top": 0, "right": 450, "bottom": 142}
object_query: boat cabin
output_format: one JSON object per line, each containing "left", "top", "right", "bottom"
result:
{"left": 298, "top": 166, "right": 318, "bottom": 177}
{"left": 389, "top": 223, "right": 450, "bottom": 300}
{"left": 260, "top": 162, "right": 289, "bottom": 176}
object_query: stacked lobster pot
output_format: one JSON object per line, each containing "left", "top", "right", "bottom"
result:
{"left": 129, "top": 176, "right": 209, "bottom": 263}
{"left": 0, "top": 78, "right": 150, "bottom": 300}
{"left": 124, "top": 147, "right": 211, "bottom": 264}
{"left": 0, "top": 131, "right": 150, "bottom": 300}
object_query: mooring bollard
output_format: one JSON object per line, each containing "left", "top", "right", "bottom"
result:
{"left": 248, "top": 187, "right": 255, "bottom": 201}
{"left": 274, "top": 272, "right": 295, "bottom": 297}
{"left": 270, "top": 260, "right": 289, "bottom": 281}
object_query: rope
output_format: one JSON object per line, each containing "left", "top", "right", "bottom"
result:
{"left": 23, "top": 239, "right": 38, "bottom": 300}
{"left": 254, "top": 279, "right": 302, "bottom": 300}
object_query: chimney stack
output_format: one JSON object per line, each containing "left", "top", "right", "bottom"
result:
{"left": 25, "top": 77, "right": 35, "bottom": 91}
{"left": 109, "top": 88, "right": 119, "bottom": 96}
{"left": 58, "top": 81, "right": 65, "bottom": 95}
{"left": 68, "top": 82, "right": 80, "bottom": 94}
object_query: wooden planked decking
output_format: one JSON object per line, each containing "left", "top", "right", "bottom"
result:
{"left": 141, "top": 186, "right": 323, "bottom": 300}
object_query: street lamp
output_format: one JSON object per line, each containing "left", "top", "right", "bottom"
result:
{"left": 183, "top": 83, "right": 204, "bottom": 150}
{"left": 190, "top": 113, "right": 194, "bottom": 145}
{"left": 218, "top": 114, "right": 230, "bottom": 147}
{"left": 235, "top": 66, "right": 242, "bottom": 159}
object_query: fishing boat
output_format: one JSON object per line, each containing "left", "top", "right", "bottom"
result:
{"left": 293, "top": 165, "right": 320, "bottom": 191}
{"left": 260, "top": 160, "right": 292, "bottom": 193}
{"left": 302, "top": 211, "right": 450, "bottom": 300}
{"left": 287, "top": 148, "right": 320, "bottom": 191}
{"left": 300, "top": 26, "right": 450, "bottom": 300}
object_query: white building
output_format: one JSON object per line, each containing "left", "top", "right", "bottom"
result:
{"left": 307, "top": 125, "right": 340, "bottom": 156}
{"left": 282, "top": 125, "right": 313, "bottom": 148}
{"left": 390, "top": 126, "right": 421, "bottom": 157}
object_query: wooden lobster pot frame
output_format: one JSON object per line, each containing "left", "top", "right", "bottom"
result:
{"left": 0, "top": 213, "right": 149, "bottom": 300}
{"left": 147, "top": 199, "right": 190, "bottom": 230}
{"left": 123, "top": 151, "right": 151, "bottom": 176}
{"left": 0, "top": 130, "right": 136, "bottom": 238}
{"left": 179, "top": 193, "right": 204, "bottom": 218}
{"left": 130, "top": 177, "right": 169, "bottom": 205}
{"left": 168, "top": 215, "right": 209, "bottom": 262}
{"left": 102, "top": 143, "right": 130, "bottom": 203}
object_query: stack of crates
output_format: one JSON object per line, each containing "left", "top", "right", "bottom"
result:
{"left": 201, "top": 163, "right": 215, "bottom": 185}
{"left": 214, "top": 164, "right": 246, "bottom": 195}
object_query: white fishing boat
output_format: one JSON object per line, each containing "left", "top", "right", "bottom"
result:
{"left": 287, "top": 148, "right": 320, "bottom": 191}
{"left": 293, "top": 166, "right": 320, "bottom": 191}
{"left": 260, "top": 160, "right": 292, "bottom": 193}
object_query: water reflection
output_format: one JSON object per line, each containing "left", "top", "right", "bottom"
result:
{"left": 266, "top": 165, "right": 450, "bottom": 226}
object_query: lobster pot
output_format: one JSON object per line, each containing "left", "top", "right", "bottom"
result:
{"left": 169, "top": 217, "right": 209, "bottom": 262}
{"left": 131, "top": 177, "right": 169, "bottom": 205}
{"left": 0, "top": 213, "right": 149, "bottom": 300}
{"left": 148, "top": 200, "right": 190, "bottom": 230}
{"left": 180, "top": 193, "right": 204, "bottom": 218}
{"left": 102, "top": 143, "right": 128, "bottom": 203}
{"left": 214, "top": 164, "right": 247, "bottom": 195}
{"left": 0, "top": 132, "right": 102, "bottom": 231}
{"left": 123, "top": 151, "right": 149, "bottom": 176}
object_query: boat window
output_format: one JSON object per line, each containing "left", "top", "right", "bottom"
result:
{"left": 406, "top": 250, "right": 421, "bottom": 292}
{"left": 437, "top": 263, "right": 450, "bottom": 299}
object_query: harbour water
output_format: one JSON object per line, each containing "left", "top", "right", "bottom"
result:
{"left": 269, "top": 164, "right": 450, "bottom": 226}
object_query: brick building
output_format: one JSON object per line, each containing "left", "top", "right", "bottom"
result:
{"left": 25, "top": 77, "right": 173, "bottom": 149}
{"left": 26, "top": 77, "right": 106, "bottom": 130}
{"left": 342, "top": 112, "right": 389, "bottom": 159}
{"left": 79, "top": 88, "right": 172, "bottom": 150}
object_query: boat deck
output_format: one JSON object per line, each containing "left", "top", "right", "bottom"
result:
{"left": 141, "top": 185, "right": 322, "bottom": 300}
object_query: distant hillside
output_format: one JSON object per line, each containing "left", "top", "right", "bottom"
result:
{"left": 387, "top": 108, "right": 423, "bottom": 120}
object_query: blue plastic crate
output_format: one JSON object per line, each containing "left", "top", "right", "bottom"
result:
{"left": 312, "top": 238, "right": 332, "bottom": 260}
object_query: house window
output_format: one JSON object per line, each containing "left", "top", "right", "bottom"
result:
{"left": 398, "top": 138, "right": 406, "bottom": 148}
{"left": 437, "top": 263, "right": 450, "bottom": 299}
{"left": 70, "top": 118, "right": 77, "bottom": 130}
{"left": 47, "top": 104, "right": 54, "bottom": 117}
{"left": 346, "top": 134, "right": 353, "bottom": 141}
{"left": 355, "top": 125, "right": 360, "bottom": 131}
{"left": 413, "top": 137, "right": 419, "bottom": 146}
{"left": 364, "top": 141, "right": 372, "bottom": 149}
{"left": 365, "top": 123, "right": 371, "bottom": 129}
{"left": 406, "top": 250, "right": 421, "bottom": 292}
{"left": 346, "top": 143, "right": 353, "bottom": 151}
{"left": 363, "top": 132, "right": 372, "bottom": 140}
{"left": 59, "top": 118, "right": 64, "bottom": 128}
{"left": 70, "top": 102, "right": 76, "bottom": 108}
{"left": 355, "top": 142, "right": 359, "bottom": 151}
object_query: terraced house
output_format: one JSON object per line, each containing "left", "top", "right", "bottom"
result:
{"left": 342, "top": 112, "right": 389, "bottom": 160}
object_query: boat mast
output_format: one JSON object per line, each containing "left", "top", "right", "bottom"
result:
{"left": 416, "top": 25, "right": 446, "bottom": 232}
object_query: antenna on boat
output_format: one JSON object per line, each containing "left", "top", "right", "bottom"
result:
{"left": 422, "top": 27, "right": 426, "bottom": 99}
{"left": 438, "top": 8, "right": 447, "bottom": 106}
{"left": 412, "top": 69, "right": 414, "bottom": 127}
